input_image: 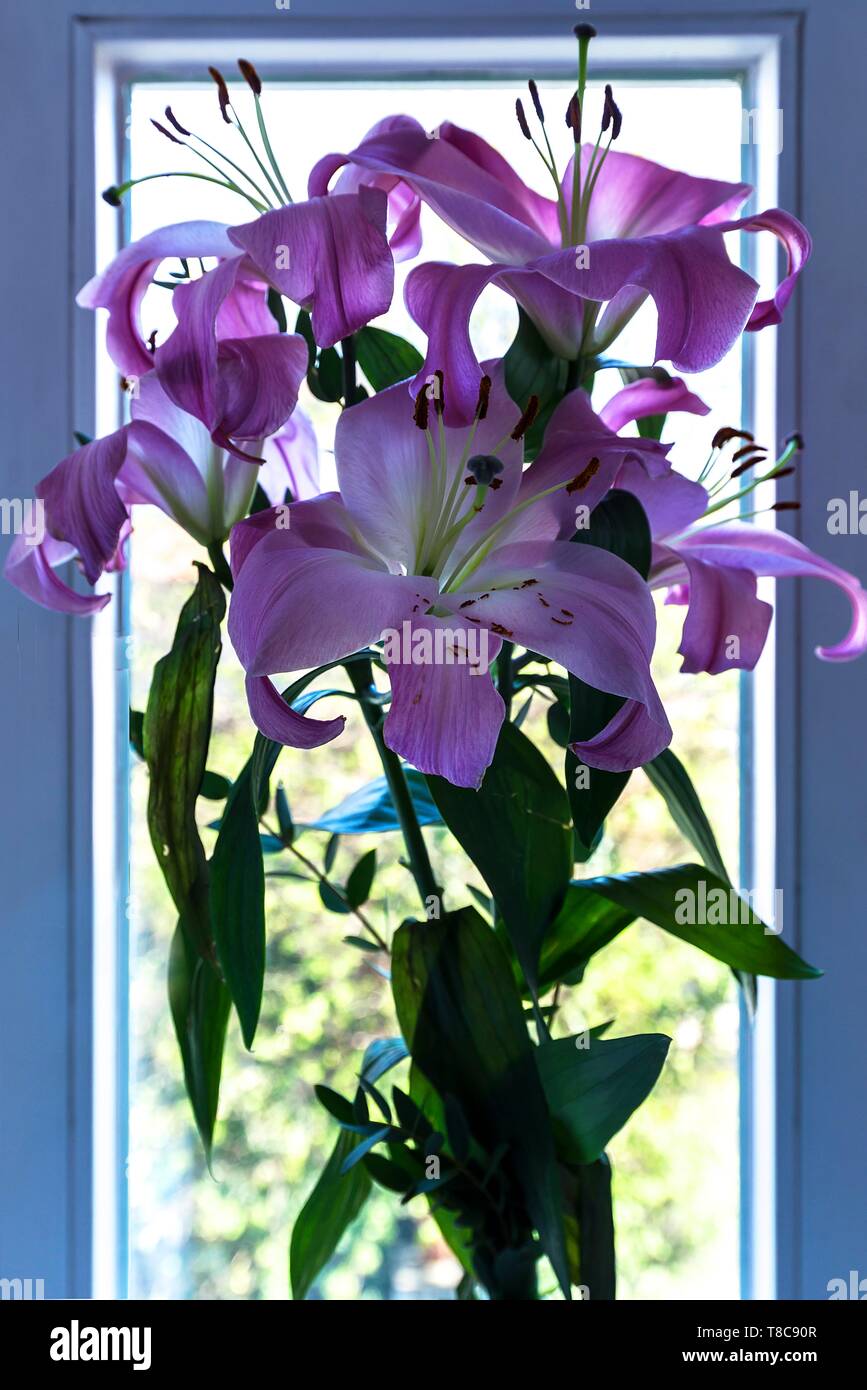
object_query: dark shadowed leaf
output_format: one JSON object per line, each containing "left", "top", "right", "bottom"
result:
{"left": 643, "top": 748, "right": 728, "bottom": 881}
{"left": 392, "top": 907, "right": 571, "bottom": 1297}
{"left": 346, "top": 849, "right": 377, "bottom": 908}
{"left": 306, "top": 768, "right": 442, "bottom": 835}
{"left": 319, "top": 880, "right": 351, "bottom": 915}
{"left": 539, "top": 866, "right": 821, "bottom": 986}
{"left": 143, "top": 564, "right": 225, "bottom": 958}
{"left": 574, "top": 1156, "right": 616, "bottom": 1300}
{"left": 355, "top": 324, "right": 424, "bottom": 391}
{"left": 567, "top": 490, "right": 652, "bottom": 859}
{"left": 537, "top": 1033, "right": 670, "bottom": 1164}
{"left": 427, "top": 721, "right": 571, "bottom": 993}
{"left": 503, "top": 308, "right": 568, "bottom": 459}
{"left": 199, "top": 770, "right": 231, "bottom": 801}
{"left": 290, "top": 1128, "right": 372, "bottom": 1300}
{"left": 168, "top": 917, "right": 231, "bottom": 1164}
{"left": 209, "top": 756, "right": 267, "bottom": 1049}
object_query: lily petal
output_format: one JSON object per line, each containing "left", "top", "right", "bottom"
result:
{"left": 227, "top": 509, "right": 439, "bottom": 675}
{"left": 309, "top": 116, "right": 424, "bottom": 262}
{"left": 535, "top": 226, "right": 759, "bottom": 374}
{"left": 76, "top": 221, "right": 236, "bottom": 375}
{"left": 564, "top": 146, "right": 750, "bottom": 241}
{"left": 4, "top": 532, "right": 110, "bottom": 615}
{"left": 259, "top": 409, "right": 321, "bottom": 504}
{"left": 599, "top": 375, "right": 710, "bottom": 434}
{"left": 312, "top": 117, "right": 557, "bottom": 264}
{"left": 228, "top": 188, "right": 394, "bottom": 347}
{"left": 37, "top": 429, "right": 129, "bottom": 584}
{"left": 732, "top": 210, "right": 812, "bottom": 331}
{"left": 335, "top": 366, "right": 523, "bottom": 568}
{"left": 382, "top": 614, "right": 504, "bottom": 788}
{"left": 671, "top": 522, "right": 867, "bottom": 665}
{"left": 156, "top": 258, "right": 307, "bottom": 454}
{"left": 244, "top": 673, "right": 345, "bottom": 748}
{"left": 615, "top": 460, "right": 709, "bottom": 539}
{"left": 446, "top": 539, "right": 671, "bottom": 769}
{"left": 519, "top": 387, "right": 671, "bottom": 540}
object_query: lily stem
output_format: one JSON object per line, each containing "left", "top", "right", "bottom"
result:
{"left": 347, "top": 660, "right": 440, "bottom": 911}
{"left": 286, "top": 841, "right": 389, "bottom": 952}
{"left": 207, "top": 541, "right": 234, "bottom": 591}
{"left": 341, "top": 334, "right": 358, "bottom": 408}
{"left": 497, "top": 641, "right": 514, "bottom": 719}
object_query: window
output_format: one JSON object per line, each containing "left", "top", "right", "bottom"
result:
{"left": 4, "top": 4, "right": 862, "bottom": 1304}
{"left": 126, "top": 70, "right": 745, "bottom": 1300}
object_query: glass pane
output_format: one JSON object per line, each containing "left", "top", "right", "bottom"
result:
{"left": 127, "top": 74, "right": 743, "bottom": 1300}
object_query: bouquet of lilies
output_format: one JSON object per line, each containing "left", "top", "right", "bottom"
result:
{"left": 9, "top": 27, "right": 865, "bottom": 1300}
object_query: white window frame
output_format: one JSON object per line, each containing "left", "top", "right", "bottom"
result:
{"left": 2, "top": 1, "right": 861, "bottom": 1302}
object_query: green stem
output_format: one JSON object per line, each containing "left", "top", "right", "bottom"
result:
{"left": 497, "top": 642, "right": 514, "bottom": 719}
{"left": 253, "top": 93, "right": 293, "bottom": 204}
{"left": 347, "top": 660, "right": 440, "bottom": 910}
{"left": 108, "top": 170, "right": 267, "bottom": 214}
{"left": 230, "top": 108, "right": 285, "bottom": 206}
{"left": 286, "top": 841, "right": 389, "bottom": 951}
{"left": 207, "top": 541, "right": 234, "bottom": 591}
{"left": 341, "top": 334, "right": 358, "bottom": 408}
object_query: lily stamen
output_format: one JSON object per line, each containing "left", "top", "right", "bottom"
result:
{"left": 164, "top": 104, "right": 275, "bottom": 208}
{"left": 702, "top": 433, "right": 803, "bottom": 518}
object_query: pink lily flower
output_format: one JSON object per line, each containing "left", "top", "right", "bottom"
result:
{"left": 597, "top": 379, "right": 867, "bottom": 672}
{"left": 311, "top": 116, "right": 810, "bottom": 424}
{"left": 77, "top": 188, "right": 395, "bottom": 383}
{"left": 227, "top": 368, "right": 673, "bottom": 788}
{"left": 4, "top": 374, "right": 321, "bottom": 615}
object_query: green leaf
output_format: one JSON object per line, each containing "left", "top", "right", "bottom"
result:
{"left": 168, "top": 917, "right": 231, "bottom": 1164}
{"left": 267, "top": 287, "right": 287, "bottom": 333}
{"left": 306, "top": 767, "right": 442, "bottom": 835}
{"left": 537, "top": 1033, "right": 670, "bottom": 1164}
{"left": 566, "top": 490, "right": 652, "bottom": 859}
{"left": 199, "top": 770, "right": 231, "bottom": 801}
{"left": 346, "top": 849, "right": 377, "bottom": 908}
{"left": 306, "top": 343, "right": 344, "bottom": 402}
{"left": 209, "top": 757, "right": 267, "bottom": 1049}
{"left": 572, "top": 1156, "right": 616, "bottom": 1299}
{"left": 538, "top": 885, "right": 634, "bottom": 991}
{"left": 547, "top": 698, "right": 571, "bottom": 748}
{"left": 363, "top": 1152, "right": 415, "bottom": 1193}
{"left": 248, "top": 482, "right": 274, "bottom": 516}
{"left": 360, "top": 1037, "right": 408, "bottom": 1086}
{"left": 290, "top": 1128, "right": 372, "bottom": 1299}
{"left": 355, "top": 325, "right": 423, "bottom": 391}
{"left": 427, "top": 721, "right": 571, "bottom": 994}
{"left": 539, "top": 866, "right": 822, "bottom": 986}
{"left": 571, "top": 488, "right": 652, "bottom": 578}
{"left": 319, "top": 880, "right": 351, "bottom": 915}
{"left": 143, "top": 564, "right": 225, "bottom": 959}
{"left": 642, "top": 750, "right": 758, "bottom": 1009}
{"left": 129, "top": 708, "right": 144, "bottom": 759}
{"left": 324, "top": 833, "right": 340, "bottom": 874}
{"left": 294, "top": 308, "right": 316, "bottom": 370}
{"left": 503, "top": 308, "right": 567, "bottom": 459}
{"left": 392, "top": 907, "right": 571, "bottom": 1298}
{"left": 275, "top": 784, "right": 294, "bottom": 845}
{"left": 642, "top": 748, "right": 729, "bottom": 887}
{"left": 314, "top": 1085, "right": 355, "bottom": 1126}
